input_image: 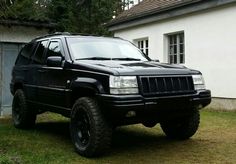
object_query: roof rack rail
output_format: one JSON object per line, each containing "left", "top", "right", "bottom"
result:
{"left": 69, "top": 33, "right": 100, "bottom": 37}
{"left": 72, "top": 33, "right": 125, "bottom": 40}
{"left": 33, "top": 32, "right": 71, "bottom": 41}
{"left": 32, "top": 32, "right": 115, "bottom": 41}
{"left": 113, "top": 36, "right": 124, "bottom": 40}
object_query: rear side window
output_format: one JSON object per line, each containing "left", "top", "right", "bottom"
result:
{"left": 32, "top": 40, "right": 48, "bottom": 64}
{"left": 15, "top": 43, "right": 34, "bottom": 65}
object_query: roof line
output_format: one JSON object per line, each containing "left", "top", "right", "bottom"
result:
{"left": 107, "top": 0, "right": 202, "bottom": 27}
{"left": 0, "top": 19, "right": 55, "bottom": 29}
{"left": 107, "top": 0, "right": 236, "bottom": 31}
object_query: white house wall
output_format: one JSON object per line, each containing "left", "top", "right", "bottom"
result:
{"left": 114, "top": 4, "right": 236, "bottom": 98}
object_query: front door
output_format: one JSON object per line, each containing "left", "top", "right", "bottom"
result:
{"left": 37, "top": 39, "right": 69, "bottom": 108}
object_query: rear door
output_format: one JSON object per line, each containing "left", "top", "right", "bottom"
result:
{"left": 15, "top": 42, "right": 37, "bottom": 102}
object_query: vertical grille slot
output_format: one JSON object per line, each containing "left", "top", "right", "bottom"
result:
{"left": 149, "top": 77, "right": 158, "bottom": 92}
{"left": 157, "top": 78, "right": 165, "bottom": 92}
{"left": 180, "top": 77, "right": 188, "bottom": 91}
{"left": 140, "top": 76, "right": 194, "bottom": 96}
{"left": 141, "top": 78, "right": 149, "bottom": 93}
{"left": 173, "top": 77, "right": 181, "bottom": 91}
{"left": 165, "top": 77, "right": 173, "bottom": 91}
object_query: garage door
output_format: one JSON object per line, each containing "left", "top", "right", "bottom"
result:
{"left": 0, "top": 43, "right": 23, "bottom": 116}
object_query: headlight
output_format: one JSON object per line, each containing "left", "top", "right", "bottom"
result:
{"left": 109, "top": 76, "right": 138, "bottom": 94}
{"left": 192, "top": 74, "right": 205, "bottom": 90}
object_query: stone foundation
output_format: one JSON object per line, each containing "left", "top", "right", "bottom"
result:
{"left": 0, "top": 106, "right": 12, "bottom": 116}
{"left": 208, "top": 98, "right": 236, "bottom": 111}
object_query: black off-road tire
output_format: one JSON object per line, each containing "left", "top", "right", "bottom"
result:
{"left": 142, "top": 121, "right": 157, "bottom": 128}
{"left": 12, "top": 89, "right": 36, "bottom": 129}
{"left": 70, "top": 97, "right": 112, "bottom": 157}
{"left": 160, "top": 110, "right": 200, "bottom": 140}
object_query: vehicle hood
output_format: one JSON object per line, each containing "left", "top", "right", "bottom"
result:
{"left": 72, "top": 60, "right": 200, "bottom": 76}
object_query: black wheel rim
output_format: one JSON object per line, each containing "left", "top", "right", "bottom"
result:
{"left": 74, "top": 108, "right": 91, "bottom": 147}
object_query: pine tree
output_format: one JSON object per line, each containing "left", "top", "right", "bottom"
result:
{"left": 0, "top": 0, "right": 48, "bottom": 21}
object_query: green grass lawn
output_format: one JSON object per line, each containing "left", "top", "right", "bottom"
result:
{"left": 0, "top": 110, "right": 236, "bottom": 164}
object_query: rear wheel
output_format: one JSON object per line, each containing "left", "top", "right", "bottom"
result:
{"left": 160, "top": 110, "right": 200, "bottom": 140}
{"left": 70, "top": 97, "right": 112, "bottom": 157}
{"left": 12, "top": 89, "right": 36, "bottom": 129}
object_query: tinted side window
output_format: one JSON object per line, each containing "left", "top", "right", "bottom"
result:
{"left": 32, "top": 40, "right": 48, "bottom": 64}
{"left": 16, "top": 43, "right": 34, "bottom": 65}
{"left": 47, "top": 41, "right": 62, "bottom": 58}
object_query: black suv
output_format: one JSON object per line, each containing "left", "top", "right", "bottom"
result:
{"left": 10, "top": 33, "right": 211, "bottom": 157}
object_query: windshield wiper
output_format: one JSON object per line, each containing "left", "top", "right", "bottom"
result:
{"left": 112, "top": 57, "right": 141, "bottom": 61}
{"left": 76, "top": 57, "right": 112, "bottom": 60}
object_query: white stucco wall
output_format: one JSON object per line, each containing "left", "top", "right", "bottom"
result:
{"left": 0, "top": 25, "right": 49, "bottom": 43}
{"left": 114, "top": 4, "right": 236, "bottom": 98}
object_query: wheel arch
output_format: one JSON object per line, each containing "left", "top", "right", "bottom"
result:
{"left": 13, "top": 82, "right": 23, "bottom": 94}
{"left": 70, "top": 77, "right": 105, "bottom": 106}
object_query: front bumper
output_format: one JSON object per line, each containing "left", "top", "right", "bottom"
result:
{"left": 98, "top": 90, "right": 211, "bottom": 125}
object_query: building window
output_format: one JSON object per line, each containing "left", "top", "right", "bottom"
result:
{"left": 168, "top": 33, "right": 185, "bottom": 64}
{"left": 137, "top": 39, "right": 149, "bottom": 56}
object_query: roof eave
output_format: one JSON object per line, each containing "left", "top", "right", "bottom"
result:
{"left": 0, "top": 19, "right": 56, "bottom": 29}
{"left": 107, "top": 0, "right": 202, "bottom": 27}
{"left": 108, "top": 0, "right": 236, "bottom": 31}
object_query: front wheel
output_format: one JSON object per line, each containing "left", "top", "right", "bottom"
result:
{"left": 70, "top": 97, "right": 112, "bottom": 157}
{"left": 160, "top": 110, "right": 200, "bottom": 140}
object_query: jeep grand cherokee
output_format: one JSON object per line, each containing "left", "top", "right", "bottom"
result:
{"left": 10, "top": 33, "right": 211, "bottom": 157}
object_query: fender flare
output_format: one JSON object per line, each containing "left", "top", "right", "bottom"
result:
{"left": 11, "top": 79, "right": 24, "bottom": 95}
{"left": 70, "top": 77, "right": 105, "bottom": 94}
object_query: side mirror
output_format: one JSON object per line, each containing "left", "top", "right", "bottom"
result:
{"left": 46, "top": 56, "right": 63, "bottom": 67}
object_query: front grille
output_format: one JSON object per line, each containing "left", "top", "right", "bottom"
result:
{"left": 140, "top": 76, "right": 195, "bottom": 96}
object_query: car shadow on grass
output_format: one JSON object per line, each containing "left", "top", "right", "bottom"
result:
{"left": 34, "top": 121, "right": 194, "bottom": 158}
{"left": 109, "top": 126, "right": 191, "bottom": 156}
{"left": 35, "top": 121, "right": 71, "bottom": 141}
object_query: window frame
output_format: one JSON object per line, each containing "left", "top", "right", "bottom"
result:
{"left": 43, "top": 39, "right": 65, "bottom": 65}
{"left": 167, "top": 32, "right": 185, "bottom": 64}
{"left": 135, "top": 38, "right": 149, "bottom": 56}
{"left": 31, "top": 40, "right": 49, "bottom": 65}
{"left": 47, "top": 41, "right": 63, "bottom": 57}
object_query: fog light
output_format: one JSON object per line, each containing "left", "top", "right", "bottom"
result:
{"left": 125, "top": 111, "right": 136, "bottom": 118}
{"left": 197, "top": 104, "right": 203, "bottom": 109}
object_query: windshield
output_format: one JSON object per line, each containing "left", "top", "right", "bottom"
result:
{"left": 66, "top": 37, "right": 149, "bottom": 61}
